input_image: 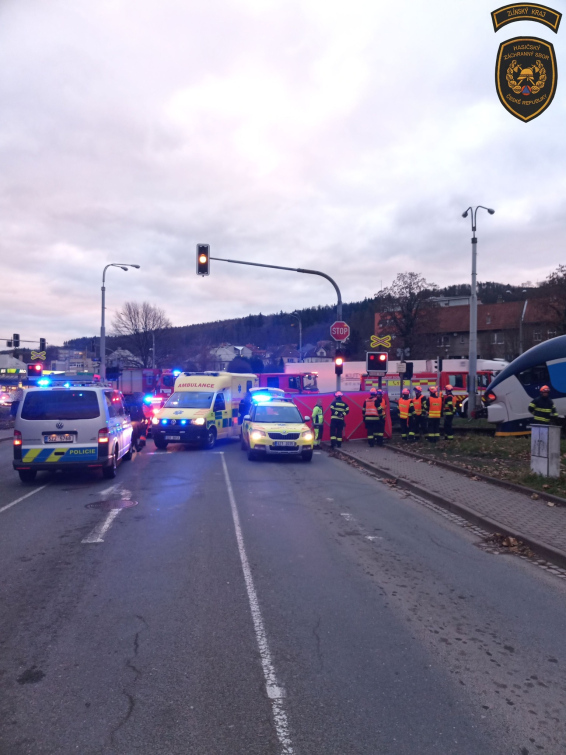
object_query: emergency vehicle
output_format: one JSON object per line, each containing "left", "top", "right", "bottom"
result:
{"left": 258, "top": 372, "right": 319, "bottom": 394}
{"left": 151, "top": 372, "right": 258, "bottom": 450}
{"left": 241, "top": 392, "right": 314, "bottom": 461}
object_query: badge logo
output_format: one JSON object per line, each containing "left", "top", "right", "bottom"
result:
{"left": 56, "top": 421, "right": 64, "bottom": 429}
{"left": 495, "top": 36, "right": 557, "bottom": 121}
{"left": 492, "top": 4, "right": 562, "bottom": 33}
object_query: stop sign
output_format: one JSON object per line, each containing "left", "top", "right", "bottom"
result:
{"left": 330, "top": 321, "right": 350, "bottom": 341}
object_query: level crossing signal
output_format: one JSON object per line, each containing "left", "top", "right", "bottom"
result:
{"left": 366, "top": 351, "right": 388, "bottom": 373}
{"left": 196, "top": 244, "right": 210, "bottom": 276}
{"left": 27, "top": 363, "right": 43, "bottom": 378}
{"left": 334, "top": 350, "right": 344, "bottom": 376}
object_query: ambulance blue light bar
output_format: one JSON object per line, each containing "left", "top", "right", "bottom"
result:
{"left": 251, "top": 392, "right": 273, "bottom": 403}
{"left": 172, "top": 369, "right": 181, "bottom": 377}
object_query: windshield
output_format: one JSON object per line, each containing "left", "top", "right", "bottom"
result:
{"left": 303, "top": 374, "right": 318, "bottom": 390}
{"left": 165, "top": 391, "right": 214, "bottom": 409}
{"left": 253, "top": 404, "right": 303, "bottom": 423}
{"left": 21, "top": 390, "right": 100, "bottom": 420}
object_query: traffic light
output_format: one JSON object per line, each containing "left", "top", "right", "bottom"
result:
{"left": 13, "top": 333, "right": 20, "bottom": 348}
{"left": 27, "top": 363, "right": 43, "bottom": 378}
{"left": 39, "top": 337, "right": 46, "bottom": 351}
{"left": 334, "top": 350, "right": 344, "bottom": 376}
{"left": 366, "top": 352, "right": 388, "bottom": 373}
{"left": 196, "top": 244, "right": 210, "bottom": 276}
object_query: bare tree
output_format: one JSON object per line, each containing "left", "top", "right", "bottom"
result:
{"left": 112, "top": 302, "right": 172, "bottom": 368}
{"left": 375, "top": 273, "right": 439, "bottom": 358}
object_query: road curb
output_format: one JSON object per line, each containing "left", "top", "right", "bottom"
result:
{"left": 384, "top": 442, "right": 566, "bottom": 506}
{"left": 326, "top": 445, "right": 566, "bottom": 572}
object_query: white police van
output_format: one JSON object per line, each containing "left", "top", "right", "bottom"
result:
{"left": 13, "top": 383, "right": 133, "bottom": 483}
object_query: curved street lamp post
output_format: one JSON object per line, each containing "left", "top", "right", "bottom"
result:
{"left": 100, "top": 263, "right": 141, "bottom": 381}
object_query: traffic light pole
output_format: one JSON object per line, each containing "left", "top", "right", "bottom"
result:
{"left": 209, "top": 256, "right": 343, "bottom": 390}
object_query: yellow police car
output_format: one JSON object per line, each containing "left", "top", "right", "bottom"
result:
{"left": 241, "top": 394, "right": 314, "bottom": 461}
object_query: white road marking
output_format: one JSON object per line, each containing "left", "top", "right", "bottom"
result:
{"left": 0, "top": 485, "right": 48, "bottom": 515}
{"left": 340, "top": 512, "right": 352, "bottom": 521}
{"left": 81, "top": 509, "right": 121, "bottom": 544}
{"left": 220, "top": 453, "right": 294, "bottom": 754}
{"left": 81, "top": 484, "right": 122, "bottom": 544}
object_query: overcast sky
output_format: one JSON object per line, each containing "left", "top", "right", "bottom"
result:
{"left": 1, "top": 0, "right": 565, "bottom": 347}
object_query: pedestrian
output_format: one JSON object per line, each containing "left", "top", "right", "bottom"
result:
{"left": 412, "top": 385, "right": 425, "bottom": 440}
{"left": 330, "top": 391, "right": 349, "bottom": 449}
{"left": 528, "top": 385, "right": 559, "bottom": 425}
{"left": 362, "top": 387, "right": 383, "bottom": 447}
{"left": 398, "top": 388, "right": 415, "bottom": 442}
{"left": 312, "top": 398, "right": 324, "bottom": 447}
{"left": 426, "top": 386, "right": 442, "bottom": 443}
{"left": 443, "top": 384, "right": 456, "bottom": 440}
{"left": 238, "top": 389, "right": 252, "bottom": 424}
{"left": 374, "top": 389, "right": 386, "bottom": 447}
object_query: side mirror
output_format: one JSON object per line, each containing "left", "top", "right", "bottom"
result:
{"left": 244, "top": 415, "right": 251, "bottom": 421}
{"left": 303, "top": 415, "right": 311, "bottom": 422}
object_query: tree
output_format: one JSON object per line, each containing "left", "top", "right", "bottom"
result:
{"left": 537, "top": 265, "right": 566, "bottom": 335}
{"left": 112, "top": 302, "right": 172, "bottom": 368}
{"left": 375, "top": 273, "right": 439, "bottom": 358}
{"left": 227, "top": 356, "right": 253, "bottom": 373}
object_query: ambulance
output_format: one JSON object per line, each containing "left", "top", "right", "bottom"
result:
{"left": 151, "top": 372, "right": 258, "bottom": 450}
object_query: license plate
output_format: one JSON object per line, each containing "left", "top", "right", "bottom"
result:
{"left": 273, "top": 440, "right": 296, "bottom": 447}
{"left": 45, "top": 433, "right": 74, "bottom": 443}
{"left": 165, "top": 435, "right": 181, "bottom": 441}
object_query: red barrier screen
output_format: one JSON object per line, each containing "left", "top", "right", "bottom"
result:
{"left": 292, "top": 392, "right": 392, "bottom": 442}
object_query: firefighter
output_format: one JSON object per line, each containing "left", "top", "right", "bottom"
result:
{"left": 312, "top": 399, "right": 324, "bottom": 447}
{"left": 412, "top": 385, "right": 425, "bottom": 439}
{"left": 528, "top": 385, "right": 559, "bottom": 425}
{"left": 443, "top": 384, "right": 456, "bottom": 440}
{"left": 426, "top": 386, "right": 443, "bottom": 443}
{"left": 330, "top": 391, "right": 350, "bottom": 449}
{"left": 374, "top": 389, "right": 386, "bottom": 446}
{"left": 398, "top": 387, "right": 415, "bottom": 441}
{"left": 362, "top": 387, "right": 381, "bottom": 447}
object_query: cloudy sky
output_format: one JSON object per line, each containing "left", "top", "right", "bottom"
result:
{"left": 1, "top": 0, "right": 565, "bottom": 347}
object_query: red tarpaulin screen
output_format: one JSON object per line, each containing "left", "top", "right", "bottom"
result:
{"left": 291, "top": 392, "right": 392, "bottom": 442}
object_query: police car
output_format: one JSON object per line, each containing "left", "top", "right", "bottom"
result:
{"left": 241, "top": 392, "right": 314, "bottom": 461}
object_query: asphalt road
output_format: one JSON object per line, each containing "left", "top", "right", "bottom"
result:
{"left": 1, "top": 436, "right": 566, "bottom": 755}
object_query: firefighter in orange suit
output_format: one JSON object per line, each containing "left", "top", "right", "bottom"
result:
{"left": 425, "top": 386, "right": 443, "bottom": 443}
{"left": 412, "top": 385, "right": 425, "bottom": 439}
{"left": 398, "top": 388, "right": 415, "bottom": 441}
{"left": 443, "top": 384, "right": 456, "bottom": 440}
{"left": 362, "top": 387, "right": 386, "bottom": 447}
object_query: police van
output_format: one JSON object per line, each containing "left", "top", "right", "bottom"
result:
{"left": 151, "top": 372, "right": 258, "bottom": 450}
{"left": 13, "top": 384, "right": 133, "bottom": 483}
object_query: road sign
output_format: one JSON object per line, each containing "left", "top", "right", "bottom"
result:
{"left": 370, "top": 334, "right": 392, "bottom": 349}
{"left": 31, "top": 350, "right": 46, "bottom": 361}
{"left": 330, "top": 321, "right": 350, "bottom": 341}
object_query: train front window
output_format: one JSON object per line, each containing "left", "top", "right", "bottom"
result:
{"left": 517, "top": 364, "right": 550, "bottom": 388}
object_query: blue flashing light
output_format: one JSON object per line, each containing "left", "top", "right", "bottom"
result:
{"left": 64, "top": 382, "right": 71, "bottom": 388}
{"left": 161, "top": 419, "right": 168, "bottom": 425}
{"left": 172, "top": 369, "right": 181, "bottom": 377}
{"left": 252, "top": 393, "right": 272, "bottom": 403}
{"left": 181, "top": 419, "right": 187, "bottom": 425}
{"left": 143, "top": 394, "right": 153, "bottom": 404}
{"left": 37, "top": 378, "right": 51, "bottom": 387}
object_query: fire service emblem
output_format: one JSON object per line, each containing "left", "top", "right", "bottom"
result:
{"left": 495, "top": 36, "right": 557, "bottom": 121}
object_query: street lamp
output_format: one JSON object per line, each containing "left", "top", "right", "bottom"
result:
{"left": 290, "top": 312, "right": 303, "bottom": 363}
{"left": 100, "top": 263, "right": 141, "bottom": 381}
{"left": 462, "top": 206, "right": 495, "bottom": 417}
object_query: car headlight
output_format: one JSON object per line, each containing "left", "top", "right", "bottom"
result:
{"left": 301, "top": 431, "right": 314, "bottom": 441}
{"left": 192, "top": 417, "right": 206, "bottom": 426}
{"left": 251, "top": 430, "right": 266, "bottom": 441}
{"left": 152, "top": 417, "right": 159, "bottom": 425}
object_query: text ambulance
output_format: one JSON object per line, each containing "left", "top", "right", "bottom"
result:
{"left": 151, "top": 372, "right": 258, "bottom": 450}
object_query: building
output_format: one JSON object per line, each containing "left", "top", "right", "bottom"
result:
{"left": 375, "top": 299, "right": 559, "bottom": 361}
{"left": 50, "top": 348, "right": 98, "bottom": 374}
{"left": 209, "top": 344, "right": 253, "bottom": 370}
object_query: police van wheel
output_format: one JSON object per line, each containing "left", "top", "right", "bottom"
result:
{"left": 103, "top": 448, "right": 118, "bottom": 479}
{"left": 201, "top": 427, "right": 216, "bottom": 450}
{"left": 18, "top": 469, "right": 37, "bottom": 484}
{"left": 123, "top": 440, "right": 134, "bottom": 461}
{"left": 301, "top": 451, "right": 313, "bottom": 462}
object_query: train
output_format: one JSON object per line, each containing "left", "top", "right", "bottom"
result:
{"left": 484, "top": 335, "right": 566, "bottom": 436}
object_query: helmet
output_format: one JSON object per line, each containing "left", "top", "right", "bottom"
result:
{"left": 402, "top": 388, "right": 410, "bottom": 397}
{"left": 369, "top": 387, "right": 377, "bottom": 395}
{"left": 429, "top": 386, "right": 438, "bottom": 395}
{"left": 376, "top": 389, "right": 383, "bottom": 396}
{"left": 540, "top": 385, "right": 550, "bottom": 393}
{"left": 445, "top": 384, "right": 453, "bottom": 391}
{"left": 335, "top": 391, "right": 343, "bottom": 397}
{"left": 414, "top": 385, "right": 422, "bottom": 393}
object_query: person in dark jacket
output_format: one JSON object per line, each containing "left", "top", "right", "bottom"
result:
{"left": 239, "top": 390, "right": 252, "bottom": 424}
{"left": 528, "top": 385, "right": 559, "bottom": 425}
{"left": 329, "top": 391, "right": 349, "bottom": 449}
{"left": 442, "top": 384, "right": 456, "bottom": 440}
{"left": 362, "top": 387, "right": 385, "bottom": 447}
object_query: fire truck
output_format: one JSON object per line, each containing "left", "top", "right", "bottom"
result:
{"left": 258, "top": 372, "right": 319, "bottom": 394}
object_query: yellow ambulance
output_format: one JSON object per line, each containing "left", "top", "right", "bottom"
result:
{"left": 151, "top": 371, "right": 258, "bottom": 450}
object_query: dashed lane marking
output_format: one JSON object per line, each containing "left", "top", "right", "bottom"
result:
{"left": 81, "top": 484, "right": 124, "bottom": 544}
{"left": 220, "top": 452, "right": 294, "bottom": 754}
{"left": 0, "top": 485, "right": 48, "bottom": 515}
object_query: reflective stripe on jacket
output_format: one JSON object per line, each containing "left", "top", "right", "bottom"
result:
{"left": 398, "top": 398, "right": 414, "bottom": 420}
{"left": 330, "top": 399, "right": 349, "bottom": 421}
{"left": 312, "top": 405, "right": 324, "bottom": 426}
{"left": 413, "top": 396, "right": 423, "bottom": 415}
{"left": 443, "top": 395, "right": 455, "bottom": 416}
{"left": 528, "top": 396, "right": 558, "bottom": 424}
{"left": 427, "top": 396, "right": 443, "bottom": 419}
{"left": 363, "top": 398, "right": 378, "bottom": 417}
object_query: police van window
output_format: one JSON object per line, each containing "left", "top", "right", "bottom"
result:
{"left": 517, "top": 364, "right": 550, "bottom": 387}
{"left": 104, "top": 392, "right": 120, "bottom": 418}
{"left": 165, "top": 391, "right": 214, "bottom": 409}
{"left": 214, "top": 393, "right": 226, "bottom": 411}
{"left": 266, "top": 377, "right": 279, "bottom": 388}
{"left": 449, "top": 374, "right": 464, "bottom": 389}
{"left": 21, "top": 390, "right": 100, "bottom": 421}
